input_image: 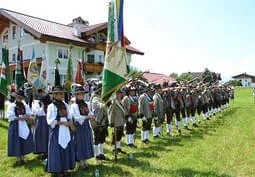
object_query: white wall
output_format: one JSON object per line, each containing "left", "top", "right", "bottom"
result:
{"left": 234, "top": 77, "right": 255, "bottom": 87}
{"left": 46, "top": 41, "right": 86, "bottom": 85}
{"left": 1, "top": 23, "right": 45, "bottom": 63}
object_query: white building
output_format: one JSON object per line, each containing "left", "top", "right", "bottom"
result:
{"left": 0, "top": 8, "right": 144, "bottom": 86}
{"left": 232, "top": 73, "right": 255, "bottom": 87}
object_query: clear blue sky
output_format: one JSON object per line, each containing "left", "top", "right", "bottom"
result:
{"left": 2, "top": 0, "right": 255, "bottom": 81}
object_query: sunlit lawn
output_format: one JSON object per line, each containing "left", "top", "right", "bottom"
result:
{"left": 0, "top": 87, "right": 254, "bottom": 177}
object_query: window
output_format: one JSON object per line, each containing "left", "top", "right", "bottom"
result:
{"left": 20, "top": 27, "right": 26, "bottom": 38}
{"left": 98, "top": 55, "right": 104, "bottom": 63}
{"left": 12, "top": 26, "right": 16, "bottom": 40}
{"left": 87, "top": 54, "right": 95, "bottom": 63}
{"left": 3, "top": 30, "right": 8, "bottom": 44}
{"left": 98, "top": 33, "right": 106, "bottom": 42}
{"left": 12, "top": 53, "right": 16, "bottom": 62}
{"left": 57, "top": 48, "right": 68, "bottom": 59}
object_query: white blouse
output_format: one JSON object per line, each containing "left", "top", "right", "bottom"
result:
{"left": 70, "top": 102, "right": 93, "bottom": 125}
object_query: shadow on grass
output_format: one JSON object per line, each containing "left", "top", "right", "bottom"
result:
{"left": 149, "top": 167, "right": 233, "bottom": 177}
{"left": 180, "top": 107, "right": 239, "bottom": 141}
{"left": 69, "top": 162, "right": 134, "bottom": 177}
{"left": 23, "top": 158, "right": 46, "bottom": 171}
{"left": 128, "top": 107, "right": 239, "bottom": 154}
{"left": 0, "top": 119, "right": 8, "bottom": 129}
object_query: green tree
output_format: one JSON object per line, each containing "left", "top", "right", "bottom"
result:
{"left": 177, "top": 72, "right": 192, "bottom": 82}
{"left": 202, "top": 68, "right": 213, "bottom": 83}
{"left": 229, "top": 80, "right": 242, "bottom": 87}
{"left": 129, "top": 66, "right": 142, "bottom": 80}
{"left": 169, "top": 72, "right": 179, "bottom": 79}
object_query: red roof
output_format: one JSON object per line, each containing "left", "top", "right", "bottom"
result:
{"left": 80, "top": 22, "right": 107, "bottom": 35}
{"left": 126, "top": 45, "right": 144, "bottom": 55}
{"left": 142, "top": 72, "right": 176, "bottom": 85}
{"left": 0, "top": 8, "right": 144, "bottom": 55}
{"left": 1, "top": 8, "right": 88, "bottom": 44}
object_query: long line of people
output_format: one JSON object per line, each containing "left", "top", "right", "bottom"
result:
{"left": 6, "top": 80, "right": 233, "bottom": 177}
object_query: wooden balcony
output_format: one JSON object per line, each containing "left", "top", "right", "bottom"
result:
{"left": 83, "top": 62, "right": 104, "bottom": 74}
{"left": 7, "top": 58, "right": 42, "bottom": 72}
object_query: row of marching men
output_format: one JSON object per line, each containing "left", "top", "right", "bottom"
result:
{"left": 160, "top": 82, "right": 233, "bottom": 135}
{"left": 111, "top": 80, "right": 233, "bottom": 145}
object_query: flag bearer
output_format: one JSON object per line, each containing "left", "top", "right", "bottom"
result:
{"left": 108, "top": 89, "right": 126, "bottom": 155}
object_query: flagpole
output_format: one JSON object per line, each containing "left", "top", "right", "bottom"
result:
{"left": 3, "top": 45, "right": 7, "bottom": 119}
{"left": 113, "top": 93, "right": 118, "bottom": 161}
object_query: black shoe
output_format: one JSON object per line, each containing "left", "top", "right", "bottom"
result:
{"left": 193, "top": 123, "right": 198, "bottom": 127}
{"left": 145, "top": 139, "right": 150, "bottom": 143}
{"left": 96, "top": 155, "right": 102, "bottom": 160}
{"left": 184, "top": 126, "right": 189, "bottom": 130}
{"left": 117, "top": 148, "right": 126, "bottom": 154}
{"left": 153, "top": 135, "right": 159, "bottom": 138}
{"left": 206, "top": 117, "right": 210, "bottom": 120}
{"left": 142, "top": 140, "right": 147, "bottom": 144}
{"left": 56, "top": 172, "right": 65, "bottom": 177}
{"left": 13, "top": 160, "right": 24, "bottom": 167}
{"left": 83, "top": 164, "right": 89, "bottom": 170}
{"left": 100, "top": 154, "right": 110, "bottom": 161}
{"left": 79, "top": 163, "right": 89, "bottom": 170}
{"left": 178, "top": 129, "right": 181, "bottom": 134}
{"left": 130, "top": 144, "right": 137, "bottom": 148}
{"left": 63, "top": 171, "right": 71, "bottom": 177}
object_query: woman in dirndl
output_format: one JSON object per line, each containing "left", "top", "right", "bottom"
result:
{"left": 32, "top": 94, "right": 51, "bottom": 159}
{"left": 7, "top": 89, "right": 34, "bottom": 165}
{"left": 46, "top": 86, "right": 75, "bottom": 177}
{"left": 70, "top": 85, "right": 94, "bottom": 169}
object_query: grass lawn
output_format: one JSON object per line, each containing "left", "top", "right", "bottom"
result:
{"left": 0, "top": 88, "right": 254, "bottom": 177}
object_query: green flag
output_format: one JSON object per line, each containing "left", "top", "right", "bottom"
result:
{"left": 54, "top": 58, "right": 61, "bottom": 87}
{"left": 0, "top": 48, "right": 11, "bottom": 96}
{"left": 15, "top": 48, "right": 25, "bottom": 90}
{"left": 101, "top": 0, "right": 129, "bottom": 103}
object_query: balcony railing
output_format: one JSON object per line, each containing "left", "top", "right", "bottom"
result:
{"left": 83, "top": 62, "right": 103, "bottom": 74}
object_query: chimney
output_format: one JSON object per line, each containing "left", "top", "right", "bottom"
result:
{"left": 72, "top": 17, "right": 89, "bottom": 37}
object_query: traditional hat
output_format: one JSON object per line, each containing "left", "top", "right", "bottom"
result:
{"left": 154, "top": 83, "right": 162, "bottom": 90}
{"left": 52, "top": 86, "right": 66, "bottom": 93}
{"left": 168, "top": 81, "right": 178, "bottom": 87}
{"left": 116, "top": 89, "right": 122, "bottom": 94}
{"left": 163, "top": 82, "right": 168, "bottom": 87}
{"left": 94, "top": 81, "right": 102, "bottom": 93}
{"left": 15, "top": 89, "right": 25, "bottom": 99}
{"left": 128, "top": 86, "right": 136, "bottom": 92}
{"left": 143, "top": 83, "right": 153, "bottom": 92}
{"left": 73, "top": 85, "right": 87, "bottom": 94}
{"left": 40, "top": 94, "right": 52, "bottom": 105}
